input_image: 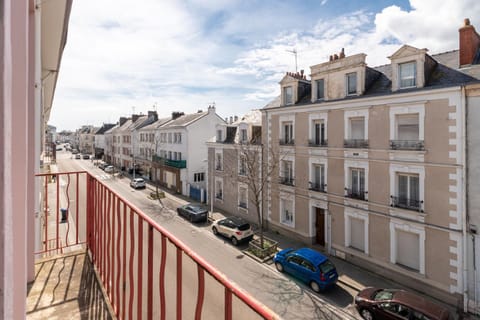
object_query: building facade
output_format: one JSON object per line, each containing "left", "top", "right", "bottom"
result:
{"left": 207, "top": 110, "right": 263, "bottom": 223}
{"left": 262, "top": 22, "right": 480, "bottom": 310}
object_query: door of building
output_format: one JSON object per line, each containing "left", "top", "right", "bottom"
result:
{"left": 315, "top": 208, "right": 325, "bottom": 246}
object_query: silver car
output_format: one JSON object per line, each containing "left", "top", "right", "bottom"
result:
{"left": 130, "top": 178, "right": 146, "bottom": 189}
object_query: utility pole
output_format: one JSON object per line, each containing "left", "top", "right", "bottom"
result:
{"left": 286, "top": 48, "right": 298, "bottom": 72}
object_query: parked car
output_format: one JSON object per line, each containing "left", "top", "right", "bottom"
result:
{"left": 104, "top": 165, "right": 114, "bottom": 173}
{"left": 354, "top": 287, "right": 452, "bottom": 320}
{"left": 71, "top": 149, "right": 79, "bottom": 154}
{"left": 130, "top": 178, "right": 146, "bottom": 189}
{"left": 74, "top": 154, "right": 81, "bottom": 159}
{"left": 82, "top": 154, "right": 90, "bottom": 160}
{"left": 211, "top": 217, "right": 253, "bottom": 246}
{"left": 273, "top": 247, "right": 338, "bottom": 292}
{"left": 177, "top": 204, "right": 208, "bottom": 223}
{"left": 98, "top": 162, "right": 107, "bottom": 170}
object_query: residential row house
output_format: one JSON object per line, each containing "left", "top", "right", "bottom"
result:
{"left": 77, "top": 125, "right": 98, "bottom": 155}
{"left": 93, "top": 123, "right": 115, "bottom": 159}
{"left": 104, "top": 106, "right": 225, "bottom": 198}
{"left": 206, "top": 110, "right": 263, "bottom": 220}
{"left": 206, "top": 20, "right": 480, "bottom": 314}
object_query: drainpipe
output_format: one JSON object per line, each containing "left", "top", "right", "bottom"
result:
{"left": 461, "top": 85, "right": 469, "bottom": 313}
{"left": 34, "top": 0, "right": 42, "bottom": 258}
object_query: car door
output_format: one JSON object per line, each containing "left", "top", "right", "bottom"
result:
{"left": 217, "top": 219, "right": 229, "bottom": 236}
{"left": 375, "top": 302, "right": 410, "bottom": 320}
{"left": 184, "top": 206, "right": 192, "bottom": 219}
{"left": 284, "top": 255, "right": 302, "bottom": 277}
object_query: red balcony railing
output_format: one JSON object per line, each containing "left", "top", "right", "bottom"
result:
{"left": 35, "top": 171, "right": 277, "bottom": 319}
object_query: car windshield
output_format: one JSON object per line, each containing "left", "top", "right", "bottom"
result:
{"left": 318, "top": 260, "right": 335, "bottom": 274}
{"left": 373, "top": 290, "right": 394, "bottom": 301}
{"left": 190, "top": 206, "right": 204, "bottom": 213}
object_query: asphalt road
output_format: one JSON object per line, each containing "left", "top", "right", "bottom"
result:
{"left": 55, "top": 150, "right": 362, "bottom": 320}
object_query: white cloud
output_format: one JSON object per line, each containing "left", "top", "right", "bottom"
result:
{"left": 51, "top": 0, "right": 480, "bottom": 130}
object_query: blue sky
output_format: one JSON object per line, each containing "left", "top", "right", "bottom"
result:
{"left": 51, "top": 0, "right": 480, "bottom": 130}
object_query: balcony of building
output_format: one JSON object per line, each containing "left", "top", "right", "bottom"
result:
{"left": 27, "top": 171, "right": 276, "bottom": 319}
{"left": 344, "top": 139, "right": 369, "bottom": 148}
{"left": 309, "top": 182, "right": 326, "bottom": 193}
{"left": 308, "top": 139, "right": 328, "bottom": 147}
{"left": 279, "top": 176, "right": 295, "bottom": 187}
{"left": 389, "top": 140, "right": 425, "bottom": 151}
{"left": 279, "top": 139, "right": 295, "bottom": 146}
{"left": 345, "top": 188, "right": 368, "bottom": 201}
{"left": 152, "top": 155, "right": 187, "bottom": 169}
{"left": 391, "top": 196, "right": 424, "bottom": 212}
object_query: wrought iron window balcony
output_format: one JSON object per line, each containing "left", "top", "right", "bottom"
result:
{"left": 239, "top": 202, "right": 248, "bottom": 209}
{"left": 309, "top": 182, "right": 326, "bottom": 193}
{"left": 279, "top": 177, "right": 295, "bottom": 186}
{"left": 391, "top": 196, "right": 423, "bottom": 212}
{"left": 279, "top": 139, "right": 295, "bottom": 146}
{"left": 308, "top": 139, "right": 328, "bottom": 147}
{"left": 216, "top": 193, "right": 223, "bottom": 200}
{"left": 344, "top": 139, "right": 369, "bottom": 148}
{"left": 390, "top": 140, "right": 425, "bottom": 151}
{"left": 345, "top": 188, "right": 367, "bottom": 200}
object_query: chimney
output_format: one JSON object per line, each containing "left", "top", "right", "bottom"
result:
{"left": 234, "top": 116, "right": 238, "bottom": 122}
{"left": 459, "top": 18, "right": 480, "bottom": 66}
{"left": 339, "top": 48, "right": 345, "bottom": 59}
{"left": 119, "top": 117, "right": 127, "bottom": 126}
{"left": 132, "top": 114, "right": 140, "bottom": 123}
{"left": 148, "top": 110, "right": 158, "bottom": 121}
{"left": 171, "top": 111, "right": 184, "bottom": 120}
{"left": 229, "top": 116, "right": 233, "bottom": 124}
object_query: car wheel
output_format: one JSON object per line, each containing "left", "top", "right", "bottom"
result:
{"left": 275, "top": 262, "right": 284, "bottom": 272}
{"left": 212, "top": 227, "right": 218, "bottom": 235}
{"left": 310, "top": 281, "right": 320, "bottom": 293}
{"left": 231, "top": 237, "right": 239, "bottom": 246}
{"left": 360, "top": 309, "right": 374, "bottom": 320}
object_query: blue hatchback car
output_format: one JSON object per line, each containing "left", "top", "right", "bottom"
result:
{"left": 273, "top": 248, "right": 338, "bottom": 292}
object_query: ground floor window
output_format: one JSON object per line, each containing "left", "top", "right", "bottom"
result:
{"left": 280, "top": 199, "right": 294, "bottom": 227}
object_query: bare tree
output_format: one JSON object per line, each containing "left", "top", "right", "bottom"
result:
{"left": 146, "top": 131, "right": 165, "bottom": 207}
{"left": 223, "top": 141, "right": 283, "bottom": 248}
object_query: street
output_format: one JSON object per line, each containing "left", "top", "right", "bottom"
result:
{"left": 55, "top": 150, "right": 361, "bottom": 320}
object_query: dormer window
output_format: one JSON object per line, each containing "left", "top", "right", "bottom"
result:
{"left": 399, "top": 62, "right": 416, "bottom": 88}
{"left": 316, "top": 79, "right": 324, "bottom": 100}
{"left": 216, "top": 129, "right": 223, "bottom": 142}
{"left": 240, "top": 128, "right": 247, "bottom": 143}
{"left": 346, "top": 73, "right": 357, "bottom": 95}
{"left": 284, "top": 86, "right": 293, "bottom": 105}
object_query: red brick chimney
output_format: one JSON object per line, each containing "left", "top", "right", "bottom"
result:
{"left": 459, "top": 18, "right": 480, "bottom": 66}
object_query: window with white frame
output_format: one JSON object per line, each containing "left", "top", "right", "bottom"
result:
{"left": 173, "top": 152, "right": 177, "bottom": 160}
{"left": 239, "top": 156, "right": 247, "bottom": 176}
{"left": 316, "top": 79, "right": 324, "bottom": 100}
{"left": 178, "top": 152, "right": 182, "bottom": 160}
{"left": 346, "top": 72, "right": 357, "bottom": 95}
{"left": 215, "top": 152, "right": 223, "bottom": 171}
{"left": 240, "top": 128, "right": 248, "bottom": 143}
{"left": 215, "top": 179, "right": 223, "bottom": 200}
{"left": 399, "top": 62, "right": 416, "bottom": 88}
{"left": 349, "top": 117, "right": 365, "bottom": 139}
{"left": 282, "top": 121, "right": 294, "bottom": 144}
{"left": 348, "top": 168, "right": 365, "bottom": 200}
{"left": 396, "top": 230, "right": 420, "bottom": 271}
{"left": 216, "top": 130, "right": 223, "bottom": 142}
{"left": 168, "top": 151, "right": 172, "bottom": 159}
{"left": 345, "top": 210, "right": 369, "bottom": 254}
{"left": 281, "top": 160, "right": 294, "bottom": 186}
{"left": 280, "top": 199, "right": 294, "bottom": 226}
{"left": 238, "top": 185, "right": 248, "bottom": 209}
{"left": 310, "top": 164, "right": 325, "bottom": 191}
{"left": 284, "top": 86, "right": 293, "bottom": 105}
{"left": 177, "top": 133, "right": 182, "bottom": 143}
{"left": 194, "top": 172, "right": 204, "bottom": 182}
{"left": 396, "top": 114, "right": 419, "bottom": 140}
{"left": 395, "top": 173, "right": 420, "bottom": 211}
{"left": 312, "top": 119, "right": 326, "bottom": 145}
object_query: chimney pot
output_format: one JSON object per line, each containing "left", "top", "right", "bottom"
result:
{"left": 334, "top": 54, "right": 339, "bottom": 60}
{"left": 465, "top": 18, "right": 471, "bottom": 26}
{"left": 340, "top": 48, "right": 345, "bottom": 58}
{"left": 459, "top": 18, "right": 480, "bottom": 66}
{"left": 329, "top": 55, "right": 333, "bottom": 61}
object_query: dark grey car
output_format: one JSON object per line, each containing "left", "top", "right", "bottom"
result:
{"left": 177, "top": 204, "right": 208, "bottom": 223}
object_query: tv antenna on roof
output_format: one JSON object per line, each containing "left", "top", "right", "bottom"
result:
{"left": 286, "top": 48, "right": 298, "bottom": 72}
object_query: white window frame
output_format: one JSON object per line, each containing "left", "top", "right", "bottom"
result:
{"left": 389, "top": 104, "right": 425, "bottom": 141}
{"left": 215, "top": 150, "right": 223, "bottom": 171}
{"left": 344, "top": 209, "right": 369, "bottom": 254}
{"left": 399, "top": 61, "right": 417, "bottom": 89}
{"left": 240, "top": 128, "right": 248, "bottom": 143}
{"left": 346, "top": 72, "right": 357, "bottom": 95}
{"left": 389, "top": 164, "right": 425, "bottom": 212}
{"left": 344, "top": 109, "right": 369, "bottom": 141}
{"left": 215, "top": 177, "right": 223, "bottom": 201}
{"left": 284, "top": 86, "right": 293, "bottom": 105}
{"left": 389, "top": 219, "right": 425, "bottom": 274}
{"left": 309, "top": 113, "right": 328, "bottom": 144}
{"left": 216, "top": 129, "right": 223, "bottom": 142}
{"left": 238, "top": 155, "right": 247, "bottom": 176}
{"left": 280, "top": 195, "right": 295, "bottom": 228}
{"left": 315, "top": 78, "right": 325, "bottom": 100}
{"left": 238, "top": 183, "right": 248, "bottom": 210}
{"left": 344, "top": 160, "right": 369, "bottom": 200}
{"left": 282, "top": 121, "right": 294, "bottom": 144}
{"left": 309, "top": 157, "right": 328, "bottom": 192}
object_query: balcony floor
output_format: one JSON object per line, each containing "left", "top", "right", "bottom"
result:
{"left": 27, "top": 250, "right": 113, "bottom": 319}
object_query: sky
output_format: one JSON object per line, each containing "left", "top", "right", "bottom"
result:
{"left": 50, "top": 0, "right": 480, "bottom": 131}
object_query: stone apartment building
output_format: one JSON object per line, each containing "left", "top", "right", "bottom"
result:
{"left": 261, "top": 19, "right": 480, "bottom": 311}
{"left": 206, "top": 110, "right": 263, "bottom": 222}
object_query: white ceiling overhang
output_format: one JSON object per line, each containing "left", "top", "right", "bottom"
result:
{"left": 41, "top": 0, "right": 72, "bottom": 123}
